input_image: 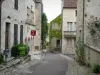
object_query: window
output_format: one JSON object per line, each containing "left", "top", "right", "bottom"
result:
{"left": 75, "top": 10, "right": 77, "bottom": 16}
{"left": 87, "top": 0, "right": 90, "bottom": 2}
{"left": 67, "top": 22, "right": 72, "bottom": 31}
{"left": 14, "top": 0, "right": 18, "bottom": 10}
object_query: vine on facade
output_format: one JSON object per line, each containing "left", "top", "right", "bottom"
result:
{"left": 76, "top": 37, "right": 85, "bottom": 65}
{"left": 88, "top": 16, "right": 100, "bottom": 40}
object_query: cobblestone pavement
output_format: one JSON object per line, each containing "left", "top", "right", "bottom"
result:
{"left": 61, "top": 55, "right": 100, "bottom": 75}
{"left": 0, "top": 53, "right": 68, "bottom": 75}
{"left": 0, "top": 59, "right": 40, "bottom": 75}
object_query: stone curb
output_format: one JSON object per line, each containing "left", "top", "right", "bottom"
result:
{"left": 0, "top": 56, "right": 30, "bottom": 71}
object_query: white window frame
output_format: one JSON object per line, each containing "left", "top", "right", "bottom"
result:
{"left": 67, "top": 22, "right": 72, "bottom": 31}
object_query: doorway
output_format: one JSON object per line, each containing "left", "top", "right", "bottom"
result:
{"left": 20, "top": 25, "right": 23, "bottom": 44}
{"left": 14, "top": 24, "right": 18, "bottom": 45}
{"left": 5, "top": 22, "right": 10, "bottom": 49}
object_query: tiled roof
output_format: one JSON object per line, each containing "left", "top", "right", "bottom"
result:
{"left": 63, "top": 0, "right": 77, "bottom": 8}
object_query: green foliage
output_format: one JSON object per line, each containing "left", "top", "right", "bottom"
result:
{"left": 88, "top": 19, "right": 100, "bottom": 39}
{"left": 11, "top": 45, "right": 20, "bottom": 57}
{"left": 92, "top": 64, "right": 100, "bottom": 73}
{"left": 41, "top": 13, "right": 48, "bottom": 49}
{"left": 76, "top": 38, "right": 85, "bottom": 65}
{"left": 24, "top": 45, "right": 30, "bottom": 55}
{"left": 0, "top": 53, "right": 4, "bottom": 64}
{"left": 50, "top": 29, "right": 62, "bottom": 39}
{"left": 11, "top": 44, "right": 29, "bottom": 57}
{"left": 19, "top": 47, "right": 26, "bottom": 56}
{"left": 49, "top": 14, "right": 62, "bottom": 39}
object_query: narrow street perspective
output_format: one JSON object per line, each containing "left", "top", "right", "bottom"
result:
{"left": 0, "top": 52, "right": 68, "bottom": 75}
{"left": 1, "top": 0, "right": 100, "bottom": 75}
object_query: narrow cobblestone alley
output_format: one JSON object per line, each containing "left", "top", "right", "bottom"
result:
{"left": 0, "top": 53, "right": 68, "bottom": 75}
{"left": 21, "top": 53, "right": 68, "bottom": 75}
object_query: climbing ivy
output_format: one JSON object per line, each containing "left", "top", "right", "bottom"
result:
{"left": 41, "top": 13, "right": 48, "bottom": 49}
{"left": 88, "top": 18, "right": 100, "bottom": 39}
{"left": 49, "top": 14, "right": 62, "bottom": 39}
{"left": 76, "top": 37, "right": 85, "bottom": 65}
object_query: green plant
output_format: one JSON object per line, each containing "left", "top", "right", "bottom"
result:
{"left": 11, "top": 45, "right": 20, "bottom": 57}
{"left": 92, "top": 64, "right": 100, "bottom": 73}
{"left": 19, "top": 46, "right": 26, "bottom": 56}
{"left": 0, "top": 53, "right": 4, "bottom": 64}
{"left": 11, "top": 44, "right": 30, "bottom": 57}
{"left": 41, "top": 13, "right": 48, "bottom": 49}
{"left": 76, "top": 38, "right": 85, "bottom": 65}
{"left": 88, "top": 18, "right": 100, "bottom": 39}
{"left": 24, "top": 44, "right": 30, "bottom": 55}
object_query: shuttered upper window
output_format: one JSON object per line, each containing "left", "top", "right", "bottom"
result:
{"left": 14, "top": 0, "right": 18, "bottom": 10}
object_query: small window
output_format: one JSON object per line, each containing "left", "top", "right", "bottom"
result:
{"left": 14, "top": 0, "right": 18, "bottom": 10}
{"left": 75, "top": 10, "right": 77, "bottom": 16}
{"left": 87, "top": 0, "right": 90, "bottom": 2}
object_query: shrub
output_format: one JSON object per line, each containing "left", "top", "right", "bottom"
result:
{"left": 11, "top": 45, "right": 20, "bottom": 58}
{"left": 11, "top": 44, "right": 30, "bottom": 57}
{"left": 92, "top": 64, "right": 100, "bottom": 73}
{"left": 0, "top": 53, "right": 4, "bottom": 64}
{"left": 24, "top": 45, "right": 30, "bottom": 55}
{"left": 19, "top": 46, "right": 26, "bottom": 56}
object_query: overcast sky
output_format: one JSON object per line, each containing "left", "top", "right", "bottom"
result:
{"left": 42, "top": 0, "right": 61, "bottom": 23}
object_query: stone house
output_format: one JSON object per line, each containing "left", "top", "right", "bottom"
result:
{"left": 62, "top": 0, "right": 77, "bottom": 54}
{"left": 77, "top": 0, "right": 100, "bottom": 65}
{"left": 0, "top": 0, "right": 43, "bottom": 54}
{"left": 49, "top": 15, "right": 62, "bottom": 51}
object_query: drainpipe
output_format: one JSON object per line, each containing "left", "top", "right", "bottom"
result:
{"left": 61, "top": 0, "right": 63, "bottom": 53}
{"left": 82, "top": 0, "right": 85, "bottom": 42}
{"left": 0, "top": 1, "right": 2, "bottom": 51}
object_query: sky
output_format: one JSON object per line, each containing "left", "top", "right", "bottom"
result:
{"left": 42, "top": 0, "right": 61, "bottom": 23}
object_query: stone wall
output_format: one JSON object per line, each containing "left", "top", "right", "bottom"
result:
{"left": 34, "top": 0, "right": 42, "bottom": 50}
{"left": 77, "top": 0, "right": 100, "bottom": 65}
{"left": 1, "top": 0, "right": 27, "bottom": 52}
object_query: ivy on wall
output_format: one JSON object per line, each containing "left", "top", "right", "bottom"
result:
{"left": 88, "top": 16, "right": 100, "bottom": 39}
{"left": 41, "top": 13, "right": 48, "bottom": 49}
{"left": 49, "top": 14, "right": 62, "bottom": 39}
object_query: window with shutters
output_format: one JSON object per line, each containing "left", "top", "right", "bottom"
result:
{"left": 14, "top": 24, "right": 18, "bottom": 45}
{"left": 14, "top": 0, "right": 18, "bottom": 10}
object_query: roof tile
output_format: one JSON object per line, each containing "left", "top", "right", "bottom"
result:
{"left": 63, "top": 0, "right": 77, "bottom": 8}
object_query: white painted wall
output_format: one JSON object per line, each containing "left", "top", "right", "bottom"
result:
{"left": 63, "top": 9, "right": 76, "bottom": 31}
{"left": 62, "top": 8, "right": 76, "bottom": 54}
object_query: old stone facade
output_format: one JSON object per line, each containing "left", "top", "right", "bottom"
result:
{"left": 34, "top": 0, "right": 43, "bottom": 51}
{"left": 0, "top": 0, "right": 42, "bottom": 54}
{"left": 77, "top": 0, "right": 100, "bottom": 65}
{"left": 62, "top": 0, "right": 77, "bottom": 54}
{"left": 50, "top": 15, "right": 62, "bottom": 51}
